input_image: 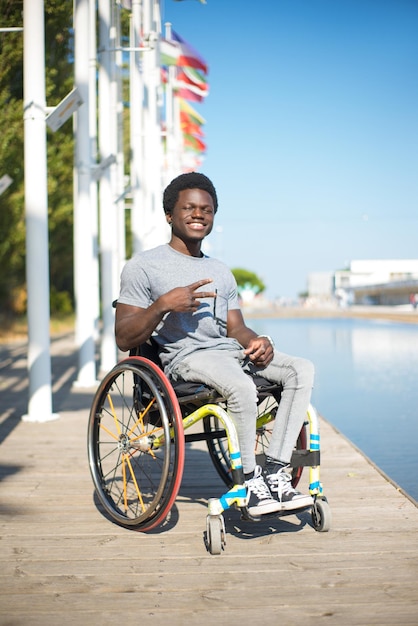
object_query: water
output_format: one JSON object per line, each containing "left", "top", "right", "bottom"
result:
{"left": 248, "top": 316, "right": 418, "bottom": 503}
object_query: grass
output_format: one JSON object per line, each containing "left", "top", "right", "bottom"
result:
{"left": 0, "top": 314, "right": 75, "bottom": 343}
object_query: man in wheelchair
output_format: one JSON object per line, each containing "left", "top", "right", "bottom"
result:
{"left": 115, "top": 172, "right": 314, "bottom": 517}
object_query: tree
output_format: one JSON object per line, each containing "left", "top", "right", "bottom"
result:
{"left": 0, "top": 0, "right": 74, "bottom": 316}
{"left": 231, "top": 268, "right": 266, "bottom": 296}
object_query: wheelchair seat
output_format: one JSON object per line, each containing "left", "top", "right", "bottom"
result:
{"left": 130, "top": 338, "right": 283, "bottom": 407}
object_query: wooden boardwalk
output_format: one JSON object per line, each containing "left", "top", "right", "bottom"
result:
{"left": 1, "top": 334, "right": 418, "bottom": 625}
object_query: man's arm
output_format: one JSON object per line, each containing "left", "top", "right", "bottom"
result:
{"left": 115, "top": 279, "right": 216, "bottom": 352}
{"left": 227, "top": 308, "right": 274, "bottom": 367}
{"left": 115, "top": 302, "right": 167, "bottom": 352}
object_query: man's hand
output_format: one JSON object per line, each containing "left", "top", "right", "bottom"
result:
{"left": 115, "top": 279, "right": 217, "bottom": 351}
{"left": 160, "top": 278, "right": 217, "bottom": 313}
{"left": 243, "top": 336, "right": 274, "bottom": 367}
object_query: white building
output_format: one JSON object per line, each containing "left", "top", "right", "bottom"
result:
{"left": 307, "top": 272, "right": 335, "bottom": 301}
{"left": 334, "top": 259, "right": 418, "bottom": 305}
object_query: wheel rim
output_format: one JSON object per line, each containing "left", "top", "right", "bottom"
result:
{"left": 88, "top": 358, "right": 185, "bottom": 530}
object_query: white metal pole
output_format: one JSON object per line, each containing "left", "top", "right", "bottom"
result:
{"left": 73, "top": 0, "right": 98, "bottom": 387}
{"left": 89, "top": 0, "right": 100, "bottom": 340}
{"left": 98, "top": 0, "right": 118, "bottom": 372}
{"left": 130, "top": 0, "right": 144, "bottom": 254}
{"left": 112, "top": 2, "right": 126, "bottom": 275}
{"left": 142, "top": 0, "right": 169, "bottom": 249}
{"left": 163, "top": 21, "right": 178, "bottom": 185}
{"left": 22, "top": 0, "right": 58, "bottom": 422}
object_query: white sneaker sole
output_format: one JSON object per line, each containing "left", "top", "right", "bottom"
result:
{"left": 248, "top": 499, "right": 283, "bottom": 516}
{"left": 277, "top": 495, "right": 313, "bottom": 511}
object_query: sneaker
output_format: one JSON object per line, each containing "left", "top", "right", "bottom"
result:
{"left": 265, "top": 465, "right": 313, "bottom": 511}
{"left": 245, "top": 465, "right": 282, "bottom": 516}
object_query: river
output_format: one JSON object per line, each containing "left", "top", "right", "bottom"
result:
{"left": 246, "top": 315, "right": 418, "bottom": 503}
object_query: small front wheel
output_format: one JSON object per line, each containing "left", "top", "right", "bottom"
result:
{"left": 206, "top": 515, "right": 225, "bottom": 555}
{"left": 311, "top": 497, "right": 332, "bottom": 532}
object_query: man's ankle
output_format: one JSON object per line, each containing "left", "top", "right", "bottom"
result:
{"left": 264, "top": 456, "right": 287, "bottom": 474}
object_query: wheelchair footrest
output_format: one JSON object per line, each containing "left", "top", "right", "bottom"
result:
{"left": 290, "top": 449, "right": 320, "bottom": 467}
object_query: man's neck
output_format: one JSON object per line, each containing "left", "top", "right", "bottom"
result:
{"left": 169, "top": 238, "right": 203, "bottom": 258}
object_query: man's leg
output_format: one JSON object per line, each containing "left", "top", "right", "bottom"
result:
{"left": 250, "top": 351, "right": 314, "bottom": 510}
{"left": 172, "top": 349, "right": 282, "bottom": 516}
{"left": 172, "top": 348, "right": 258, "bottom": 474}
{"left": 255, "top": 351, "right": 314, "bottom": 464}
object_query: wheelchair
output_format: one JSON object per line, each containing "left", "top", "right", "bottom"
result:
{"left": 87, "top": 340, "right": 331, "bottom": 554}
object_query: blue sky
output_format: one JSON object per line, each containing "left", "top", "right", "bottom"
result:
{"left": 162, "top": 0, "right": 418, "bottom": 299}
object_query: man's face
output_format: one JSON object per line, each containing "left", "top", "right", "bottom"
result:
{"left": 169, "top": 188, "right": 215, "bottom": 243}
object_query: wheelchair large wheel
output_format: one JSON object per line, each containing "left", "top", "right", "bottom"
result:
{"left": 88, "top": 357, "right": 185, "bottom": 531}
{"left": 204, "top": 394, "right": 307, "bottom": 488}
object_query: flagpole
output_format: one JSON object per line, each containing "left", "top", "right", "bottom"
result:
{"left": 113, "top": 2, "right": 126, "bottom": 277}
{"left": 141, "top": 0, "right": 169, "bottom": 249}
{"left": 73, "top": 0, "right": 97, "bottom": 388}
{"left": 22, "top": 0, "right": 58, "bottom": 422}
{"left": 98, "top": 0, "right": 118, "bottom": 373}
{"left": 129, "top": 0, "right": 144, "bottom": 254}
{"left": 164, "top": 21, "right": 178, "bottom": 184}
{"left": 89, "top": 0, "right": 100, "bottom": 341}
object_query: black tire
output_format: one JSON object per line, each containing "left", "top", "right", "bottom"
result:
{"left": 87, "top": 357, "right": 185, "bottom": 531}
{"left": 206, "top": 515, "right": 224, "bottom": 555}
{"left": 311, "top": 497, "right": 332, "bottom": 532}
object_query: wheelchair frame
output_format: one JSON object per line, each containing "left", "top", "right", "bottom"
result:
{"left": 87, "top": 353, "right": 331, "bottom": 554}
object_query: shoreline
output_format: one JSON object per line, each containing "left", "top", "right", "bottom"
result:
{"left": 244, "top": 304, "right": 418, "bottom": 325}
{"left": 1, "top": 305, "right": 417, "bottom": 344}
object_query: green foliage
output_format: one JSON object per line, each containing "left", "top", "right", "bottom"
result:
{"left": 50, "top": 286, "right": 73, "bottom": 315}
{"left": 0, "top": 0, "right": 74, "bottom": 314}
{"left": 231, "top": 268, "right": 266, "bottom": 295}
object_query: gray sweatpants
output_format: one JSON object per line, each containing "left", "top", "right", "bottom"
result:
{"left": 172, "top": 347, "right": 314, "bottom": 474}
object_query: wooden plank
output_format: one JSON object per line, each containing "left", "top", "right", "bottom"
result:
{"left": 0, "top": 334, "right": 417, "bottom": 625}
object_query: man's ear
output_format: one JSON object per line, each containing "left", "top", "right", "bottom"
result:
{"left": 166, "top": 213, "right": 172, "bottom": 225}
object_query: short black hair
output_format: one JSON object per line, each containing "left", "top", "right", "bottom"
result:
{"left": 163, "top": 172, "right": 218, "bottom": 215}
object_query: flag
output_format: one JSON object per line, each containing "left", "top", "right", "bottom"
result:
{"left": 176, "top": 86, "right": 204, "bottom": 103}
{"left": 175, "top": 79, "right": 208, "bottom": 102}
{"left": 172, "top": 30, "right": 208, "bottom": 74}
{"left": 180, "top": 117, "right": 205, "bottom": 137}
{"left": 160, "top": 39, "right": 181, "bottom": 67}
{"left": 177, "top": 67, "right": 209, "bottom": 94}
{"left": 179, "top": 99, "right": 206, "bottom": 125}
{"left": 183, "top": 133, "right": 206, "bottom": 153}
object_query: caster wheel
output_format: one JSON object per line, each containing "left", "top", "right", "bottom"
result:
{"left": 206, "top": 515, "right": 225, "bottom": 555}
{"left": 312, "top": 497, "right": 331, "bottom": 532}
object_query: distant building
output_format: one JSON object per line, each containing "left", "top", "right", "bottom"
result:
{"left": 307, "top": 260, "right": 418, "bottom": 306}
{"left": 307, "top": 272, "right": 335, "bottom": 301}
{"left": 334, "top": 259, "right": 418, "bottom": 305}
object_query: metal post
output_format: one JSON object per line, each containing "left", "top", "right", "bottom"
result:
{"left": 130, "top": 0, "right": 144, "bottom": 254}
{"left": 22, "top": 0, "right": 58, "bottom": 422}
{"left": 98, "top": 0, "right": 118, "bottom": 372}
{"left": 163, "top": 21, "right": 179, "bottom": 185}
{"left": 73, "top": 0, "right": 98, "bottom": 387}
{"left": 112, "top": 1, "right": 126, "bottom": 275}
{"left": 89, "top": 0, "right": 100, "bottom": 340}
{"left": 141, "top": 0, "right": 169, "bottom": 249}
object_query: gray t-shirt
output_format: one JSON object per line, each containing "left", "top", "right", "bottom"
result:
{"left": 118, "top": 244, "right": 242, "bottom": 375}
